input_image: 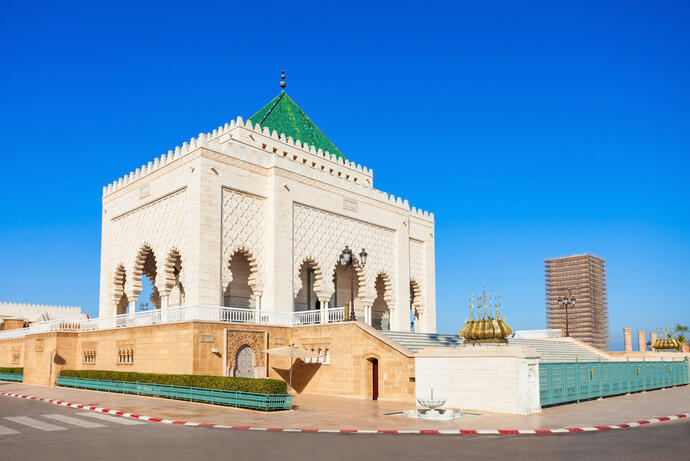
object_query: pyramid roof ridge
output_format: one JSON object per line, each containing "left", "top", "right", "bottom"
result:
{"left": 248, "top": 91, "right": 346, "bottom": 161}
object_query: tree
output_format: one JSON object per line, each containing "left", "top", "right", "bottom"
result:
{"left": 674, "top": 324, "right": 689, "bottom": 349}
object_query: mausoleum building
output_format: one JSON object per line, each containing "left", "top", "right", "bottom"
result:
{"left": 99, "top": 89, "right": 436, "bottom": 333}
{"left": 2, "top": 82, "right": 686, "bottom": 415}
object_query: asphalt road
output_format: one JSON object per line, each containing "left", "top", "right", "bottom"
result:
{"left": 1, "top": 396, "right": 689, "bottom": 461}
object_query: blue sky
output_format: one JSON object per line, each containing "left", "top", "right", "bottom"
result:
{"left": 1, "top": 1, "right": 688, "bottom": 349}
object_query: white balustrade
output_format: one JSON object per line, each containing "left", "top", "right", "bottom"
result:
{"left": 292, "top": 310, "right": 321, "bottom": 325}
{"left": 0, "top": 327, "right": 30, "bottom": 340}
{"left": 327, "top": 307, "right": 345, "bottom": 323}
{"left": 0, "top": 305, "right": 346, "bottom": 341}
{"left": 512, "top": 329, "right": 563, "bottom": 339}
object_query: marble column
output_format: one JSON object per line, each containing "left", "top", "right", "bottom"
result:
{"left": 650, "top": 331, "right": 658, "bottom": 351}
{"left": 160, "top": 294, "right": 169, "bottom": 310}
{"left": 320, "top": 300, "right": 329, "bottom": 324}
{"left": 637, "top": 329, "right": 646, "bottom": 352}
{"left": 623, "top": 327, "right": 632, "bottom": 352}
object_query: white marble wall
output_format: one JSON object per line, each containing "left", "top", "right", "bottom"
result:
{"left": 99, "top": 119, "right": 437, "bottom": 332}
{"left": 415, "top": 346, "right": 542, "bottom": 415}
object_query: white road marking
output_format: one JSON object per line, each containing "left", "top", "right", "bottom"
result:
{"left": 0, "top": 424, "right": 20, "bottom": 435}
{"left": 42, "top": 414, "right": 106, "bottom": 428}
{"left": 4, "top": 416, "right": 66, "bottom": 432}
{"left": 77, "top": 412, "right": 145, "bottom": 425}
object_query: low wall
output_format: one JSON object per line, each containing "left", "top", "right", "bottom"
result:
{"left": 0, "top": 321, "right": 415, "bottom": 402}
{"left": 414, "top": 345, "right": 542, "bottom": 415}
{"left": 0, "top": 338, "right": 24, "bottom": 368}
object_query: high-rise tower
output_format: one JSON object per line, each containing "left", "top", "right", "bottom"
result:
{"left": 545, "top": 254, "right": 609, "bottom": 350}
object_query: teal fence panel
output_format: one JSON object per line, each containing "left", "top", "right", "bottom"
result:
{"left": 56, "top": 376, "right": 292, "bottom": 411}
{"left": 540, "top": 359, "right": 689, "bottom": 407}
{"left": 0, "top": 372, "right": 23, "bottom": 382}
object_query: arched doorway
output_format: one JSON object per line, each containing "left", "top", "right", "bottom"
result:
{"left": 331, "top": 262, "right": 364, "bottom": 319}
{"left": 116, "top": 294, "right": 128, "bottom": 315}
{"left": 166, "top": 249, "right": 185, "bottom": 307}
{"left": 295, "top": 259, "right": 321, "bottom": 311}
{"left": 371, "top": 274, "right": 391, "bottom": 330}
{"left": 410, "top": 280, "right": 421, "bottom": 332}
{"left": 367, "top": 357, "right": 379, "bottom": 400}
{"left": 113, "top": 265, "right": 128, "bottom": 315}
{"left": 132, "top": 245, "right": 160, "bottom": 312}
{"left": 234, "top": 345, "right": 254, "bottom": 377}
{"left": 224, "top": 251, "right": 254, "bottom": 308}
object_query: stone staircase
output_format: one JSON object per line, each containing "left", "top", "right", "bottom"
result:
{"left": 381, "top": 331, "right": 607, "bottom": 362}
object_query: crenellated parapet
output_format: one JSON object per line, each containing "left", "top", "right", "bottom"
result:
{"left": 0, "top": 302, "right": 85, "bottom": 323}
{"left": 102, "top": 116, "right": 434, "bottom": 223}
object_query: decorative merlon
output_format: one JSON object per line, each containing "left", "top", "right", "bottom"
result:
{"left": 0, "top": 302, "right": 86, "bottom": 323}
{"left": 102, "top": 116, "right": 434, "bottom": 222}
{"left": 0, "top": 302, "right": 82, "bottom": 312}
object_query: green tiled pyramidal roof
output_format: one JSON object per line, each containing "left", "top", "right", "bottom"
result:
{"left": 248, "top": 91, "right": 346, "bottom": 161}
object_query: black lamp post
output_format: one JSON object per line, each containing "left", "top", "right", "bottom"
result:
{"left": 558, "top": 290, "right": 576, "bottom": 337}
{"left": 339, "top": 246, "right": 368, "bottom": 321}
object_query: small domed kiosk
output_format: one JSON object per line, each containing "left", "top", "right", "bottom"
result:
{"left": 459, "top": 286, "right": 513, "bottom": 344}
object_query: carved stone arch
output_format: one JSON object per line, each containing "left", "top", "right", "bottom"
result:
{"left": 163, "top": 247, "right": 183, "bottom": 295}
{"left": 374, "top": 270, "right": 394, "bottom": 304}
{"left": 330, "top": 258, "right": 367, "bottom": 303}
{"left": 131, "top": 243, "right": 158, "bottom": 297}
{"left": 409, "top": 279, "right": 422, "bottom": 308}
{"left": 112, "top": 264, "right": 127, "bottom": 311}
{"left": 293, "top": 257, "right": 325, "bottom": 298}
{"left": 371, "top": 271, "right": 394, "bottom": 331}
{"left": 226, "top": 247, "right": 262, "bottom": 294}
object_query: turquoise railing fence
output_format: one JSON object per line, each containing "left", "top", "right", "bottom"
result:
{"left": 0, "top": 372, "right": 23, "bottom": 382}
{"left": 56, "top": 376, "right": 292, "bottom": 411}
{"left": 539, "top": 359, "right": 689, "bottom": 407}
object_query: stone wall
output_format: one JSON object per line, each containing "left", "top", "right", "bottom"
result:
{"left": 0, "top": 321, "right": 416, "bottom": 402}
{"left": 0, "top": 338, "right": 24, "bottom": 367}
{"left": 415, "top": 346, "right": 542, "bottom": 415}
{"left": 0, "top": 319, "right": 27, "bottom": 331}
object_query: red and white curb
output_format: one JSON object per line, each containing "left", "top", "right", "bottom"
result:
{"left": 1, "top": 391, "right": 688, "bottom": 435}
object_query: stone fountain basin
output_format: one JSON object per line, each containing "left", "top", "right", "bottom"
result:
{"left": 417, "top": 399, "right": 446, "bottom": 409}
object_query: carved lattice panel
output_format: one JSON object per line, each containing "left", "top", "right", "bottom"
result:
{"left": 109, "top": 189, "right": 187, "bottom": 289}
{"left": 221, "top": 188, "right": 266, "bottom": 292}
{"left": 293, "top": 204, "right": 396, "bottom": 302}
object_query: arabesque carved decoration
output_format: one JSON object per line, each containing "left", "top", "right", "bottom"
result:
{"left": 293, "top": 204, "right": 396, "bottom": 303}
{"left": 226, "top": 330, "right": 266, "bottom": 370}
{"left": 221, "top": 189, "right": 265, "bottom": 293}
{"left": 109, "top": 189, "right": 187, "bottom": 293}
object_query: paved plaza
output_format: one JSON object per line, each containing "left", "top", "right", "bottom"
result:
{"left": 1, "top": 388, "right": 689, "bottom": 461}
{"left": 1, "top": 381, "right": 688, "bottom": 432}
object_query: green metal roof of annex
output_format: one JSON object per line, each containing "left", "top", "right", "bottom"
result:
{"left": 248, "top": 91, "right": 346, "bottom": 161}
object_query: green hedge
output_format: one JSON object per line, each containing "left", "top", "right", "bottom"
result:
{"left": 0, "top": 367, "right": 23, "bottom": 374}
{"left": 58, "top": 370, "right": 287, "bottom": 394}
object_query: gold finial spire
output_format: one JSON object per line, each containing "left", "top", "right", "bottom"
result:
{"left": 280, "top": 68, "right": 286, "bottom": 89}
{"left": 459, "top": 285, "right": 513, "bottom": 343}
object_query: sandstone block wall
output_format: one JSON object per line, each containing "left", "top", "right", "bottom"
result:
{"left": 0, "top": 321, "right": 415, "bottom": 402}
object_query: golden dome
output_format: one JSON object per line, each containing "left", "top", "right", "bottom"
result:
{"left": 653, "top": 336, "right": 681, "bottom": 351}
{"left": 459, "top": 288, "right": 513, "bottom": 344}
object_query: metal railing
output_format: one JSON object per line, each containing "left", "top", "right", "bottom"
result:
{"left": 56, "top": 376, "right": 292, "bottom": 411}
{"left": 512, "top": 329, "right": 563, "bottom": 339}
{"left": 0, "top": 305, "right": 347, "bottom": 340}
{"left": 0, "top": 372, "right": 23, "bottom": 382}
{"left": 539, "top": 359, "right": 689, "bottom": 406}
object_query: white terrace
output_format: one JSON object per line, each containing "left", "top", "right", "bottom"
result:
{"left": 0, "top": 305, "right": 346, "bottom": 340}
